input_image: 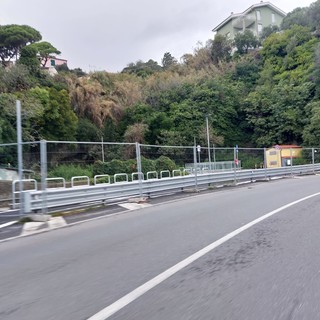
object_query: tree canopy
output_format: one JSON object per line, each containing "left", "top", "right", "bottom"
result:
{"left": 0, "top": 24, "right": 41, "bottom": 65}
{"left": 2, "top": 0, "right": 320, "bottom": 155}
{"left": 29, "top": 41, "right": 61, "bottom": 67}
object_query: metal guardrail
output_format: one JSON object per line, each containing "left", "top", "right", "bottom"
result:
{"left": 12, "top": 179, "right": 38, "bottom": 209}
{"left": 21, "top": 164, "right": 320, "bottom": 214}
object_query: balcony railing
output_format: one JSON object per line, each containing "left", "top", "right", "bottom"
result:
{"left": 232, "top": 14, "right": 255, "bottom": 30}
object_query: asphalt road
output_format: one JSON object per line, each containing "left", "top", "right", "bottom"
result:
{"left": 1, "top": 176, "right": 320, "bottom": 319}
{"left": 0, "top": 210, "right": 19, "bottom": 225}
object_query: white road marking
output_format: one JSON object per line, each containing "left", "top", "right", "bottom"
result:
{"left": 87, "top": 191, "right": 320, "bottom": 320}
{"left": 21, "top": 217, "right": 67, "bottom": 235}
{"left": 48, "top": 216, "right": 67, "bottom": 229}
{"left": 119, "top": 203, "right": 152, "bottom": 210}
{"left": 0, "top": 221, "right": 18, "bottom": 229}
{"left": 21, "top": 222, "right": 45, "bottom": 235}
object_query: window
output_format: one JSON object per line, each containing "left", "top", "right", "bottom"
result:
{"left": 269, "top": 151, "right": 277, "bottom": 156}
{"left": 50, "top": 59, "right": 56, "bottom": 66}
{"left": 256, "top": 10, "right": 261, "bottom": 20}
{"left": 272, "top": 13, "right": 275, "bottom": 24}
{"left": 270, "top": 161, "right": 277, "bottom": 166}
{"left": 258, "top": 23, "right": 263, "bottom": 34}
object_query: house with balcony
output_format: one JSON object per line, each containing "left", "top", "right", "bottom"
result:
{"left": 212, "top": 1, "right": 286, "bottom": 40}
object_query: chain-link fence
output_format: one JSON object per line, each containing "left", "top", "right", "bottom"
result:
{"left": 2, "top": 140, "right": 320, "bottom": 213}
{"left": 3, "top": 142, "right": 320, "bottom": 180}
{"left": 2, "top": 141, "right": 320, "bottom": 207}
{"left": 139, "top": 144, "right": 195, "bottom": 178}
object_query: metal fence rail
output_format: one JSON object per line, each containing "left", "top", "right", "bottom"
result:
{"left": 22, "top": 164, "right": 320, "bottom": 214}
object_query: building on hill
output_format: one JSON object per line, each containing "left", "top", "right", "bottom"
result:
{"left": 212, "top": 1, "right": 286, "bottom": 40}
{"left": 266, "top": 145, "right": 302, "bottom": 168}
{"left": 42, "top": 56, "right": 68, "bottom": 68}
{"left": 41, "top": 56, "right": 68, "bottom": 75}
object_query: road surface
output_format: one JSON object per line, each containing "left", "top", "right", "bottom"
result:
{"left": 1, "top": 176, "right": 320, "bottom": 319}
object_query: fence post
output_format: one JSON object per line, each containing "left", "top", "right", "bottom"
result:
{"left": 264, "top": 147, "right": 267, "bottom": 180}
{"left": 101, "top": 137, "right": 105, "bottom": 163}
{"left": 213, "top": 144, "right": 216, "bottom": 171}
{"left": 193, "top": 145, "right": 198, "bottom": 191}
{"left": 312, "top": 148, "right": 315, "bottom": 174}
{"left": 40, "top": 140, "right": 48, "bottom": 215}
{"left": 290, "top": 148, "right": 293, "bottom": 177}
{"left": 206, "top": 116, "right": 212, "bottom": 171}
{"left": 135, "top": 142, "right": 143, "bottom": 198}
{"left": 16, "top": 100, "right": 24, "bottom": 216}
{"left": 233, "top": 147, "right": 237, "bottom": 184}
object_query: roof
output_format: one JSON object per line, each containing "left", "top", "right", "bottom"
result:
{"left": 212, "top": 2, "right": 286, "bottom": 32}
{"left": 268, "top": 145, "right": 301, "bottom": 150}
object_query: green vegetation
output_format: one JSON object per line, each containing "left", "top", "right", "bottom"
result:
{"left": 2, "top": 1, "right": 320, "bottom": 174}
{"left": 93, "top": 155, "right": 177, "bottom": 177}
{"left": 48, "top": 164, "right": 93, "bottom": 180}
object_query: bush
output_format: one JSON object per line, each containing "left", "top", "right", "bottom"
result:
{"left": 141, "top": 157, "right": 156, "bottom": 173}
{"left": 292, "top": 157, "right": 309, "bottom": 165}
{"left": 48, "top": 164, "right": 93, "bottom": 180}
{"left": 155, "top": 156, "right": 177, "bottom": 172}
{"left": 93, "top": 159, "right": 136, "bottom": 176}
{"left": 93, "top": 155, "right": 177, "bottom": 177}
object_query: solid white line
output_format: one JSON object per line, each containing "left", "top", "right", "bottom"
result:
{"left": 0, "top": 221, "right": 18, "bottom": 229}
{"left": 87, "top": 191, "right": 320, "bottom": 320}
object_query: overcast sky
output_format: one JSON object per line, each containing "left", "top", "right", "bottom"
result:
{"left": 1, "top": 0, "right": 316, "bottom": 72}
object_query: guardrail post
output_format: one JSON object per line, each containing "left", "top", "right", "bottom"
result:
{"left": 136, "top": 142, "right": 143, "bottom": 198}
{"left": 40, "top": 140, "right": 48, "bottom": 215}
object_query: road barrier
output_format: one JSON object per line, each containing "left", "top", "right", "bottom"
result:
{"left": 21, "top": 164, "right": 320, "bottom": 214}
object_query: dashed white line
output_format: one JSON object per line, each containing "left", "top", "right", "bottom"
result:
{"left": 87, "top": 191, "right": 320, "bottom": 320}
{"left": 0, "top": 221, "right": 18, "bottom": 229}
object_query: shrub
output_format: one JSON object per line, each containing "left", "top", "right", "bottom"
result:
{"left": 48, "top": 164, "right": 93, "bottom": 180}
{"left": 155, "top": 155, "right": 177, "bottom": 172}
{"left": 93, "top": 155, "right": 177, "bottom": 178}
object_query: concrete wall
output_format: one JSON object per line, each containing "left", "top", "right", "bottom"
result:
{"left": 0, "top": 168, "right": 19, "bottom": 181}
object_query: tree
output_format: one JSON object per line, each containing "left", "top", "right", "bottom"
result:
{"left": 307, "top": 0, "right": 320, "bottom": 31}
{"left": 234, "top": 30, "right": 259, "bottom": 54}
{"left": 209, "top": 34, "right": 232, "bottom": 64}
{"left": 233, "top": 55, "right": 262, "bottom": 88}
{"left": 0, "top": 64, "right": 35, "bottom": 93}
{"left": 281, "top": 8, "right": 309, "bottom": 30}
{"left": 161, "top": 52, "right": 177, "bottom": 69}
{"left": 260, "top": 25, "right": 280, "bottom": 40}
{"left": 0, "top": 24, "right": 42, "bottom": 66}
{"left": 124, "top": 123, "right": 148, "bottom": 143}
{"left": 303, "top": 101, "right": 320, "bottom": 146}
{"left": 76, "top": 118, "right": 100, "bottom": 142}
{"left": 18, "top": 45, "right": 41, "bottom": 77}
{"left": 122, "top": 59, "right": 162, "bottom": 77}
{"left": 29, "top": 41, "right": 61, "bottom": 67}
{"left": 69, "top": 77, "right": 123, "bottom": 128}
{"left": 35, "top": 87, "right": 78, "bottom": 140}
